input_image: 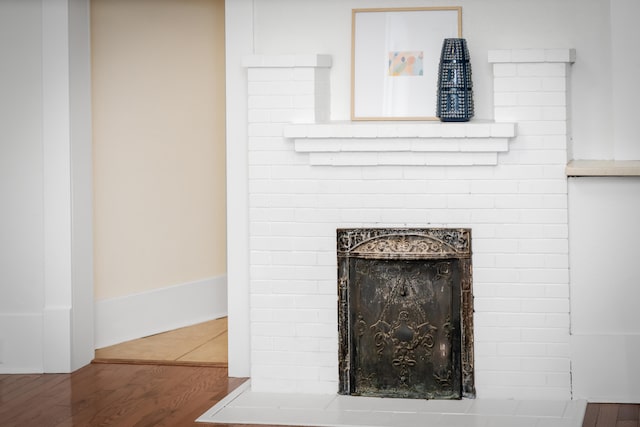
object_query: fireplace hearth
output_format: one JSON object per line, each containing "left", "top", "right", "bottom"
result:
{"left": 337, "top": 228, "right": 475, "bottom": 399}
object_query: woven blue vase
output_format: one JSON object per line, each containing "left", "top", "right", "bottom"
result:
{"left": 436, "top": 38, "right": 474, "bottom": 122}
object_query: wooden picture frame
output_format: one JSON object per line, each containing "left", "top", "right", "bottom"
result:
{"left": 351, "top": 7, "right": 462, "bottom": 121}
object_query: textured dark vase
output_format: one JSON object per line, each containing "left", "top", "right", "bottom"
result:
{"left": 436, "top": 38, "right": 474, "bottom": 122}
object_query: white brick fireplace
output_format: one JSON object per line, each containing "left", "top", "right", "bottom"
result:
{"left": 243, "top": 48, "right": 575, "bottom": 400}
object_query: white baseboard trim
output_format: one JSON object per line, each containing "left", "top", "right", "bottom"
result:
{"left": 95, "top": 275, "right": 227, "bottom": 349}
{"left": 571, "top": 333, "right": 640, "bottom": 403}
{"left": 0, "top": 313, "right": 45, "bottom": 373}
{"left": 43, "top": 306, "right": 72, "bottom": 372}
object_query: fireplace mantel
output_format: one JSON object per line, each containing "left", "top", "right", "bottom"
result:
{"left": 242, "top": 49, "right": 575, "bottom": 398}
{"left": 283, "top": 121, "right": 516, "bottom": 166}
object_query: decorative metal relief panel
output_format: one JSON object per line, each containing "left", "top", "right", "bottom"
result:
{"left": 337, "top": 228, "right": 474, "bottom": 400}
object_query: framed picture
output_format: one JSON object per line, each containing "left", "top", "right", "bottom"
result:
{"left": 351, "top": 7, "right": 462, "bottom": 121}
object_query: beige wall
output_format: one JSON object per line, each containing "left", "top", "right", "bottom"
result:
{"left": 91, "top": 0, "right": 226, "bottom": 300}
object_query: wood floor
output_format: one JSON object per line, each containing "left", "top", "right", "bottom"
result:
{"left": 582, "top": 403, "right": 640, "bottom": 427}
{"left": 0, "top": 364, "right": 246, "bottom": 427}
{"left": 93, "top": 318, "right": 228, "bottom": 366}
{"left": 0, "top": 362, "right": 637, "bottom": 427}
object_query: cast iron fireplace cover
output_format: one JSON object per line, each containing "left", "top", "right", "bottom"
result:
{"left": 337, "top": 228, "right": 475, "bottom": 399}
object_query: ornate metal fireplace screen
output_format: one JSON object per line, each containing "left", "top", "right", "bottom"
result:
{"left": 337, "top": 228, "right": 475, "bottom": 399}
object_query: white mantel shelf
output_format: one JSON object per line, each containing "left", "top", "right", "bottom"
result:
{"left": 283, "top": 121, "right": 517, "bottom": 166}
{"left": 566, "top": 160, "right": 640, "bottom": 177}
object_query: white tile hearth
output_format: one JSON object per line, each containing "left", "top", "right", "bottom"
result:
{"left": 197, "top": 382, "right": 586, "bottom": 427}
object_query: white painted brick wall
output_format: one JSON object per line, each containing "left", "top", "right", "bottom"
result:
{"left": 244, "top": 50, "right": 575, "bottom": 399}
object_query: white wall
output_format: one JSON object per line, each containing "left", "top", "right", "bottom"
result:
{"left": 569, "top": 177, "right": 640, "bottom": 403}
{"left": 610, "top": 0, "right": 640, "bottom": 160}
{"left": 0, "top": 0, "right": 46, "bottom": 372}
{"left": 0, "top": 0, "right": 93, "bottom": 373}
{"left": 69, "top": 0, "right": 95, "bottom": 370}
{"left": 225, "top": 0, "right": 254, "bottom": 378}
{"left": 567, "top": 0, "right": 640, "bottom": 402}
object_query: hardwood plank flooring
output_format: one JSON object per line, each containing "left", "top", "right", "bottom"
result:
{"left": 0, "top": 364, "right": 248, "bottom": 427}
{"left": 582, "top": 403, "right": 640, "bottom": 427}
{"left": 94, "top": 318, "right": 228, "bottom": 367}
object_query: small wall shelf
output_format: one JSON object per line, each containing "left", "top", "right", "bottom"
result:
{"left": 566, "top": 160, "right": 640, "bottom": 177}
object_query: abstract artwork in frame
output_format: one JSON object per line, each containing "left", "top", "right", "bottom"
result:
{"left": 351, "top": 7, "right": 462, "bottom": 121}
